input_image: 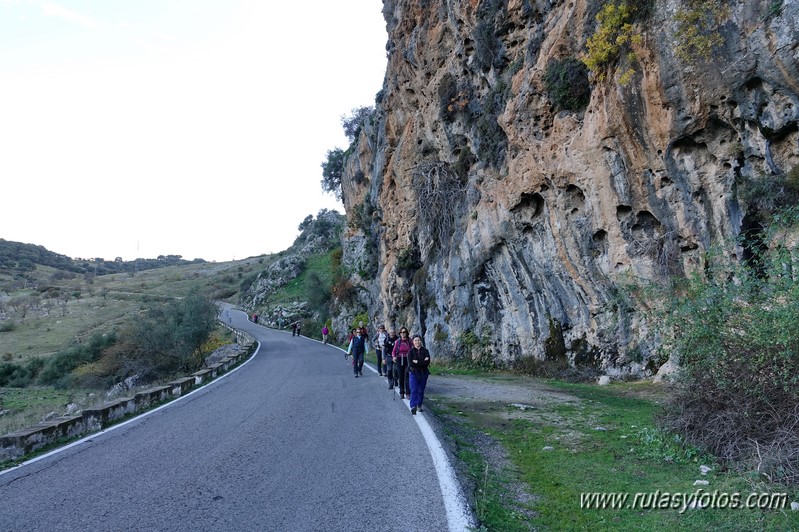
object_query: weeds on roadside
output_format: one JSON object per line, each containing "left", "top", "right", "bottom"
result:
{"left": 653, "top": 222, "right": 799, "bottom": 485}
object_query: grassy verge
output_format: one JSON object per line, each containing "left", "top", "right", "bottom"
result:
{"left": 0, "top": 387, "right": 99, "bottom": 434}
{"left": 429, "top": 376, "right": 799, "bottom": 531}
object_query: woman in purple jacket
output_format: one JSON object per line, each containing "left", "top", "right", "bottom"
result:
{"left": 391, "top": 327, "right": 413, "bottom": 399}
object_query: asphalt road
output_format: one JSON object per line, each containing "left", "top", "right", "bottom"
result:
{"left": 0, "top": 309, "right": 464, "bottom": 531}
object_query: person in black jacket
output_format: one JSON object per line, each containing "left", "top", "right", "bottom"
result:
{"left": 408, "top": 335, "right": 431, "bottom": 415}
{"left": 384, "top": 328, "right": 398, "bottom": 389}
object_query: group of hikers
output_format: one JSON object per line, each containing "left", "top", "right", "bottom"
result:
{"left": 283, "top": 317, "right": 430, "bottom": 414}
{"left": 290, "top": 321, "right": 302, "bottom": 337}
{"left": 345, "top": 322, "right": 431, "bottom": 415}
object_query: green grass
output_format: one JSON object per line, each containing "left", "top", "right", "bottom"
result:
{"left": 454, "top": 427, "right": 535, "bottom": 531}
{"left": 268, "top": 250, "right": 336, "bottom": 305}
{"left": 0, "top": 387, "right": 97, "bottom": 433}
{"left": 430, "top": 377, "right": 799, "bottom": 531}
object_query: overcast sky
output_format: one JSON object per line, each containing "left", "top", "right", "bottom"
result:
{"left": 0, "top": 1, "right": 387, "bottom": 262}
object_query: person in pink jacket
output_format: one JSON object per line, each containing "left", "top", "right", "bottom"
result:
{"left": 392, "top": 327, "right": 413, "bottom": 399}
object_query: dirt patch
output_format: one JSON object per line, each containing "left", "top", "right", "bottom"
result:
{"left": 428, "top": 373, "right": 579, "bottom": 407}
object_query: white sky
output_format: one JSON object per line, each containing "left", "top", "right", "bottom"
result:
{"left": 0, "top": 0, "right": 387, "bottom": 262}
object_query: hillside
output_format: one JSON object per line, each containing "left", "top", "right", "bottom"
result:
{"left": 238, "top": 209, "right": 345, "bottom": 333}
{"left": 1, "top": 211, "right": 343, "bottom": 364}
{"left": 0, "top": 211, "right": 340, "bottom": 433}
{"left": 0, "top": 238, "right": 206, "bottom": 282}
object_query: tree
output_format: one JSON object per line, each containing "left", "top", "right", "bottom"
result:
{"left": 9, "top": 296, "right": 34, "bottom": 320}
{"left": 340, "top": 106, "right": 374, "bottom": 143}
{"left": 298, "top": 215, "right": 314, "bottom": 232}
{"left": 56, "top": 291, "right": 71, "bottom": 316}
{"left": 129, "top": 290, "right": 218, "bottom": 375}
{"left": 320, "top": 148, "right": 345, "bottom": 201}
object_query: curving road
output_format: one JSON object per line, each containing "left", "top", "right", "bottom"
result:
{"left": 0, "top": 308, "right": 472, "bottom": 531}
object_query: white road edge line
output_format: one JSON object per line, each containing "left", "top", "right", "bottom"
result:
{"left": 0, "top": 341, "right": 262, "bottom": 478}
{"left": 415, "top": 413, "right": 477, "bottom": 531}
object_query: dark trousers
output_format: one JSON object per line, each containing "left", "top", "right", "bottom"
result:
{"left": 385, "top": 358, "right": 396, "bottom": 387}
{"left": 409, "top": 370, "right": 428, "bottom": 408}
{"left": 352, "top": 351, "right": 364, "bottom": 374}
{"left": 375, "top": 348, "right": 384, "bottom": 375}
{"left": 395, "top": 359, "right": 409, "bottom": 395}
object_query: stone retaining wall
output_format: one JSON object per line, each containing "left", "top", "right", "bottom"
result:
{"left": 0, "top": 332, "right": 255, "bottom": 465}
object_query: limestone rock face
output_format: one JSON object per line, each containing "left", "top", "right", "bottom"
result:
{"left": 340, "top": 0, "right": 799, "bottom": 373}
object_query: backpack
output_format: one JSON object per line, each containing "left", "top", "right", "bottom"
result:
{"left": 384, "top": 336, "right": 396, "bottom": 356}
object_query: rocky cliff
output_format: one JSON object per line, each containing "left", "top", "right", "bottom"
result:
{"left": 336, "top": 0, "right": 799, "bottom": 375}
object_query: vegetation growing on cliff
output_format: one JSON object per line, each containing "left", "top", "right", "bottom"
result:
{"left": 582, "top": 0, "right": 729, "bottom": 77}
{"left": 411, "top": 161, "right": 468, "bottom": 256}
{"left": 340, "top": 106, "right": 375, "bottom": 143}
{"left": 438, "top": 73, "right": 471, "bottom": 123}
{"left": 320, "top": 106, "right": 376, "bottom": 203}
{"left": 544, "top": 57, "right": 591, "bottom": 111}
{"left": 581, "top": 1, "right": 643, "bottom": 84}
{"left": 396, "top": 246, "right": 422, "bottom": 278}
{"left": 320, "top": 147, "right": 345, "bottom": 201}
{"left": 476, "top": 79, "right": 511, "bottom": 167}
{"left": 658, "top": 198, "right": 799, "bottom": 485}
{"left": 674, "top": 0, "right": 730, "bottom": 62}
{"left": 473, "top": 0, "right": 507, "bottom": 72}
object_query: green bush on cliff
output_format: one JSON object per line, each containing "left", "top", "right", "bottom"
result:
{"left": 544, "top": 57, "right": 591, "bottom": 111}
{"left": 473, "top": 0, "right": 506, "bottom": 72}
{"left": 475, "top": 79, "right": 510, "bottom": 167}
{"left": 340, "top": 106, "right": 375, "bottom": 143}
{"left": 396, "top": 246, "right": 422, "bottom": 278}
{"left": 737, "top": 168, "right": 799, "bottom": 225}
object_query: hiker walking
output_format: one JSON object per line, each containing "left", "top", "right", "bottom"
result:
{"left": 392, "top": 327, "right": 412, "bottom": 398}
{"left": 384, "top": 328, "right": 398, "bottom": 389}
{"left": 408, "top": 335, "right": 431, "bottom": 415}
{"left": 374, "top": 324, "right": 387, "bottom": 377}
{"left": 322, "top": 325, "right": 329, "bottom": 344}
{"left": 291, "top": 321, "right": 298, "bottom": 337}
{"left": 347, "top": 328, "right": 369, "bottom": 377}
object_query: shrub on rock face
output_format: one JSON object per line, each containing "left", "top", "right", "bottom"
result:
{"left": 544, "top": 57, "right": 591, "bottom": 111}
